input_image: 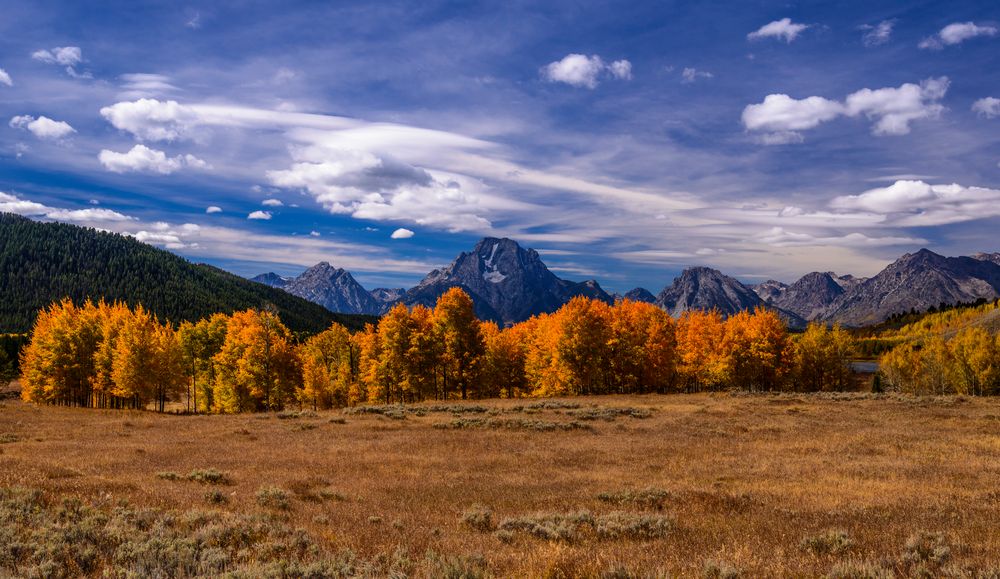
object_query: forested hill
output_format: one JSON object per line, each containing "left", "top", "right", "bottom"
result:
{"left": 0, "top": 214, "right": 374, "bottom": 334}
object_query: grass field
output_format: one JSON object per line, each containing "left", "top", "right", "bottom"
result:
{"left": 2, "top": 383, "right": 999, "bottom": 577}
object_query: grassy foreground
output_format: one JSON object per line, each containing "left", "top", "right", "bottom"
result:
{"left": 1, "top": 385, "right": 999, "bottom": 577}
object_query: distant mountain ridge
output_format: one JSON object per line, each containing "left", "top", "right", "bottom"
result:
{"left": 253, "top": 236, "right": 1000, "bottom": 329}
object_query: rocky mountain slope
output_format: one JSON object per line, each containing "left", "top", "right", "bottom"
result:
{"left": 623, "top": 288, "right": 656, "bottom": 303}
{"left": 401, "top": 237, "right": 613, "bottom": 324}
{"left": 822, "top": 249, "right": 1000, "bottom": 326}
{"left": 656, "top": 267, "right": 765, "bottom": 316}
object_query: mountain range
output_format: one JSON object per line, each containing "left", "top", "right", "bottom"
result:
{"left": 255, "top": 238, "right": 1000, "bottom": 328}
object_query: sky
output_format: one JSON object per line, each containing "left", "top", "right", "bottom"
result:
{"left": 1, "top": 0, "right": 999, "bottom": 293}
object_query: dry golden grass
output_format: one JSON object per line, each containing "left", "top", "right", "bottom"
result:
{"left": 2, "top": 383, "right": 1000, "bottom": 577}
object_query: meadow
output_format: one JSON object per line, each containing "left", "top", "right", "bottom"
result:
{"left": 2, "top": 382, "right": 999, "bottom": 577}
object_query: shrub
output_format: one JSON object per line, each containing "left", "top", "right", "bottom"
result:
{"left": 156, "top": 471, "right": 181, "bottom": 481}
{"left": 0, "top": 433, "right": 17, "bottom": 444}
{"left": 594, "top": 512, "right": 674, "bottom": 540}
{"left": 825, "top": 561, "right": 895, "bottom": 579}
{"left": 204, "top": 490, "right": 228, "bottom": 505}
{"left": 567, "top": 407, "right": 653, "bottom": 421}
{"left": 256, "top": 486, "right": 290, "bottom": 510}
{"left": 425, "top": 551, "right": 489, "bottom": 579}
{"left": 187, "top": 469, "right": 230, "bottom": 485}
{"left": 902, "top": 531, "right": 951, "bottom": 565}
{"left": 462, "top": 505, "right": 494, "bottom": 532}
{"left": 801, "top": 530, "right": 853, "bottom": 555}
{"left": 703, "top": 560, "right": 741, "bottom": 579}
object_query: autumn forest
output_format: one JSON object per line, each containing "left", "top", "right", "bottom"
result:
{"left": 18, "top": 287, "right": 1000, "bottom": 414}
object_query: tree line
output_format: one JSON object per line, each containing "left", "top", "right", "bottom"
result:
{"left": 20, "top": 288, "right": 871, "bottom": 412}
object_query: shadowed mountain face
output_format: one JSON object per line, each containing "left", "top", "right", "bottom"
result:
{"left": 772, "top": 272, "right": 845, "bottom": 321}
{"left": 752, "top": 280, "right": 788, "bottom": 304}
{"left": 253, "top": 263, "right": 383, "bottom": 316}
{"left": 823, "top": 249, "right": 1000, "bottom": 326}
{"left": 623, "top": 287, "right": 657, "bottom": 303}
{"left": 656, "top": 267, "right": 765, "bottom": 316}
{"left": 402, "top": 237, "right": 612, "bottom": 325}
{"left": 250, "top": 272, "right": 292, "bottom": 289}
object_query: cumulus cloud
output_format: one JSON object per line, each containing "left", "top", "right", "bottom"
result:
{"left": 608, "top": 60, "right": 632, "bottom": 80}
{"left": 831, "top": 180, "right": 1000, "bottom": 226}
{"left": 747, "top": 18, "right": 809, "bottom": 43}
{"left": 98, "top": 144, "right": 210, "bottom": 174}
{"left": 861, "top": 19, "right": 895, "bottom": 46}
{"left": 267, "top": 147, "right": 491, "bottom": 232}
{"left": 390, "top": 228, "right": 414, "bottom": 239}
{"left": 972, "top": 97, "right": 1000, "bottom": 119}
{"left": 681, "top": 68, "right": 713, "bottom": 84}
{"left": 844, "top": 77, "right": 949, "bottom": 135}
{"left": 100, "top": 98, "right": 200, "bottom": 141}
{"left": 743, "top": 77, "right": 949, "bottom": 142}
{"left": 0, "top": 69, "right": 11, "bottom": 86}
{"left": 9, "top": 115, "right": 76, "bottom": 139}
{"left": 920, "top": 22, "right": 997, "bottom": 49}
{"left": 741, "top": 94, "right": 844, "bottom": 142}
{"left": 248, "top": 210, "right": 272, "bottom": 220}
{"left": 262, "top": 198, "right": 283, "bottom": 207}
{"left": 755, "top": 227, "right": 925, "bottom": 247}
{"left": 542, "top": 54, "right": 632, "bottom": 88}
{"left": 206, "top": 206, "right": 222, "bottom": 214}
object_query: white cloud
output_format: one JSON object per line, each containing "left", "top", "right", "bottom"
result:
{"left": 920, "top": 22, "right": 998, "bottom": 49}
{"left": 31, "top": 46, "right": 87, "bottom": 77}
{"left": 9, "top": 115, "right": 76, "bottom": 139}
{"left": 206, "top": 206, "right": 222, "bottom": 214}
{"left": 47, "top": 208, "right": 133, "bottom": 223}
{"left": 390, "top": 228, "right": 414, "bottom": 239}
{"left": 0, "top": 192, "right": 131, "bottom": 223}
{"left": 248, "top": 210, "right": 272, "bottom": 220}
{"left": 118, "top": 73, "right": 179, "bottom": 99}
{"left": 100, "top": 98, "right": 200, "bottom": 141}
{"left": 0, "top": 69, "right": 11, "bottom": 87}
{"left": 262, "top": 198, "right": 284, "bottom": 207}
{"left": 741, "top": 94, "right": 844, "bottom": 142}
{"left": 98, "top": 144, "right": 209, "bottom": 174}
{"left": 743, "top": 77, "right": 949, "bottom": 141}
{"left": 972, "top": 97, "right": 1000, "bottom": 119}
{"left": 831, "top": 180, "right": 1000, "bottom": 226}
{"left": 267, "top": 147, "right": 492, "bottom": 232}
{"left": 608, "top": 60, "right": 632, "bottom": 80}
{"left": 844, "top": 77, "right": 949, "bottom": 135}
{"left": 748, "top": 18, "right": 809, "bottom": 43}
{"left": 755, "top": 226, "right": 925, "bottom": 247}
{"left": 542, "top": 54, "right": 632, "bottom": 88}
{"left": 681, "top": 68, "right": 713, "bottom": 84}
{"left": 31, "top": 46, "right": 82, "bottom": 66}
{"left": 861, "top": 20, "right": 895, "bottom": 47}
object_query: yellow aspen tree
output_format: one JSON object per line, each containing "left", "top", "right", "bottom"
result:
{"left": 793, "top": 323, "right": 856, "bottom": 392}
{"left": 433, "top": 288, "right": 484, "bottom": 400}
{"left": 948, "top": 328, "right": 998, "bottom": 396}
{"left": 721, "top": 308, "right": 794, "bottom": 392}
{"left": 675, "top": 309, "right": 726, "bottom": 391}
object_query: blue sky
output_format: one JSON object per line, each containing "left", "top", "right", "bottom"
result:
{"left": 1, "top": 0, "right": 999, "bottom": 293}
